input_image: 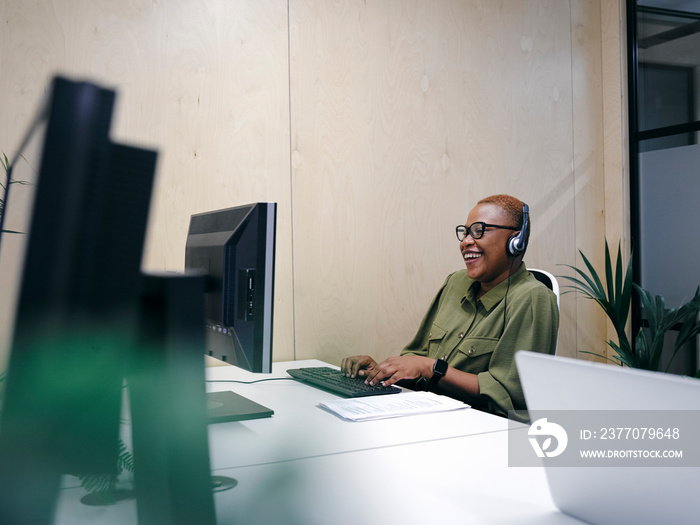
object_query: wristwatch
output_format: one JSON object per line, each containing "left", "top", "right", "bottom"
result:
{"left": 429, "top": 358, "right": 448, "bottom": 384}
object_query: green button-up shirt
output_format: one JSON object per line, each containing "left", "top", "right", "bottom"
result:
{"left": 400, "top": 263, "right": 559, "bottom": 417}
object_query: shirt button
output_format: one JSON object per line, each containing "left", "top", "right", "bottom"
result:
{"left": 468, "top": 347, "right": 475, "bottom": 355}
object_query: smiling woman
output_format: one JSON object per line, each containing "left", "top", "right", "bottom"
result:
{"left": 458, "top": 196, "right": 529, "bottom": 297}
{"left": 341, "top": 194, "right": 558, "bottom": 420}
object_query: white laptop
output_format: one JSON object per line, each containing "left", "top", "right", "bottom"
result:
{"left": 515, "top": 350, "right": 700, "bottom": 525}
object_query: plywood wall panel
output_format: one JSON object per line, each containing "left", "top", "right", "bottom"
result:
{"left": 0, "top": 0, "right": 295, "bottom": 362}
{"left": 1, "top": 0, "right": 624, "bottom": 370}
{"left": 569, "top": 0, "right": 608, "bottom": 360}
{"left": 289, "top": 0, "right": 583, "bottom": 365}
{"left": 601, "top": 0, "right": 630, "bottom": 361}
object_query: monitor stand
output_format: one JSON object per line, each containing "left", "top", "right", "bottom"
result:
{"left": 128, "top": 274, "right": 223, "bottom": 525}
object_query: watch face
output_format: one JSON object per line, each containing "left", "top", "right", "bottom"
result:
{"left": 431, "top": 359, "right": 448, "bottom": 383}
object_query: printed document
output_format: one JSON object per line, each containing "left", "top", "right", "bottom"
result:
{"left": 319, "top": 391, "right": 470, "bottom": 421}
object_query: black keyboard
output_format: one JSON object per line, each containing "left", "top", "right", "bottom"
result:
{"left": 287, "top": 367, "right": 401, "bottom": 397}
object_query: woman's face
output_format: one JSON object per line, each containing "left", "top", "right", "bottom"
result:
{"left": 459, "top": 203, "right": 519, "bottom": 293}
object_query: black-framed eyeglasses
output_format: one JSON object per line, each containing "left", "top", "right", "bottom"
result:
{"left": 455, "top": 222, "right": 519, "bottom": 241}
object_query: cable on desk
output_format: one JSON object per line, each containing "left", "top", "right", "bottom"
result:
{"left": 206, "top": 378, "right": 297, "bottom": 385}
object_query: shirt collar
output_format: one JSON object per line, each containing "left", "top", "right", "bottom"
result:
{"left": 465, "top": 262, "right": 529, "bottom": 311}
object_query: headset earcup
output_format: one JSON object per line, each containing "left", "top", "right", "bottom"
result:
{"left": 507, "top": 204, "right": 529, "bottom": 257}
{"left": 507, "top": 234, "right": 521, "bottom": 257}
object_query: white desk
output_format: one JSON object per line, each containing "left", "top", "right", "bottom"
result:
{"left": 54, "top": 360, "right": 585, "bottom": 524}
{"left": 205, "top": 360, "right": 510, "bottom": 470}
{"left": 212, "top": 431, "right": 584, "bottom": 525}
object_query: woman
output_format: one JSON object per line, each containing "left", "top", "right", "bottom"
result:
{"left": 340, "top": 194, "right": 558, "bottom": 418}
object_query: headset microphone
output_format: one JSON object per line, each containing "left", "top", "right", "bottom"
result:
{"left": 507, "top": 204, "right": 529, "bottom": 257}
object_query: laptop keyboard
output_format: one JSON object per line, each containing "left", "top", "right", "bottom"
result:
{"left": 287, "top": 367, "right": 401, "bottom": 397}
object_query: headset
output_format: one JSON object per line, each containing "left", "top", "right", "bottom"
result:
{"left": 506, "top": 203, "right": 529, "bottom": 257}
{"left": 500, "top": 203, "right": 529, "bottom": 337}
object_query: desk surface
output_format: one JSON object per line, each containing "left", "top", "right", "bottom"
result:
{"left": 205, "top": 359, "right": 510, "bottom": 470}
{"left": 212, "top": 431, "right": 584, "bottom": 525}
{"left": 54, "top": 360, "right": 582, "bottom": 524}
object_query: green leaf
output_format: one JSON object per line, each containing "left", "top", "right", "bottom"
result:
{"left": 76, "top": 438, "right": 133, "bottom": 495}
{"left": 634, "top": 329, "right": 650, "bottom": 369}
{"left": 604, "top": 240, "right": 616, "bottom": 311}
{"left": 559, "top": 240, "right": 634, "bottom": 363}
{"left": 579, "top": 249, "right": 607, "bottom": 300}
{"left": 579, "top": 349, "right": 620, "bottom": 364}
{"left": 618, "top": 245, "right": 634, "bottom": 331}
{"left": 559, "top": 265, "right": 602, "bottom": 300}
{"left": 608, "top": 338, "right": 638, "bottom": 368}
{"left": 117, "top": 439, "right": 134, "bottom": 473}
{"left": 664, "top": 287, "right": 700, "bottom": 372}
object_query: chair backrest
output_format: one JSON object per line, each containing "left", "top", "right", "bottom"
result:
{"left": 529, "top": 268, "right": 560, "bottom": 355}
{"left": 529, "top": 268, "right": 560, "bottom": 308}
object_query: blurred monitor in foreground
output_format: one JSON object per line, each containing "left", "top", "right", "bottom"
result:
{"left": 0, "top": 75, "right": 216, "bottom": 525}
{"left": 0, "top": 75, "right": 156, "bottom": 522}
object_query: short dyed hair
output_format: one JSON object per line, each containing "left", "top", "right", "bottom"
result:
{"left": 477, "top": 194, "right": 530, "bottom": 251}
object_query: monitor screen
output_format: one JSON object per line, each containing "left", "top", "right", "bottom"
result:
{"left": 185, "top": 202, "right": 276, "bottom": 373}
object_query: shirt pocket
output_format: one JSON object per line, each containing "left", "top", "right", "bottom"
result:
{"left": 427, "top": 324, "right": 448, "bottom": 358}
{"left": 456, "top": 336, "right": 498, "bottom": 364}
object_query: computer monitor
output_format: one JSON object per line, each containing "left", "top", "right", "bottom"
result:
{"left": 0, "top": 75, "right": 155, "bottom": 522}
{"left": 185, "top": 203, "right": 277, "bottom": 373}
{"left": 0, "top": 76, "right": 216, "bottom": 524}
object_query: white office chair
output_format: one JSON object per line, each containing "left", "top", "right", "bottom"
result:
{"left": 529, "top": 268, "right": 560, "bottom": 355}
{"left": 529, "top": 268, "right": 560, "bottom": 308}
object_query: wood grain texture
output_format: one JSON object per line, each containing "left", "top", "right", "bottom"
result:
{"left": 0, "top": 0, "right": 625, "bottom": 371}
{"left": 601, "top": 0, "right": 631, "bottom": 361}
{"left": 290, "top": 0, "right": 585, "bottom": 364}
{"left": 569, "top": 0, "right": 608, "bottom": 361}
{"left": 0, "top": 0, "right": 295, "bottom": 362}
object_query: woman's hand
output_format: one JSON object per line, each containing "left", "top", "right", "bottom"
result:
{"left": 363, "top": 355, "right": 433, "bottom": 387}
{"left": 340, "top": 355, "right": 378, "bottom": 378}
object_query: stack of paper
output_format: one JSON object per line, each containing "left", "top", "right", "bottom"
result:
{"left": 319, "top": 391, "right": 470, "bottom": 421}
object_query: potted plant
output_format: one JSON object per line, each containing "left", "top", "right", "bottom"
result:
{"left": 1, "top": 152, "right": 32, "bottom": 234}
{"left": 560, "top": 240, "right": 700, "bottom": 376}
{"left": 1, "top": 150, "right": 28, "bottom": 398}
